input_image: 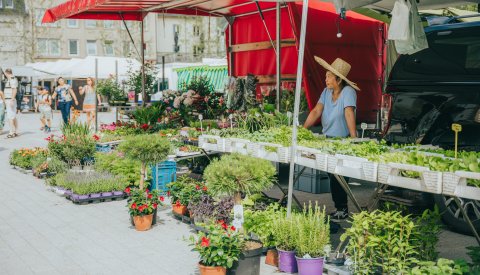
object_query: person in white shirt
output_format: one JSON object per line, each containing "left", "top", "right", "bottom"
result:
{"left": 4, "top": 68, "right": 19, "bottom": 138}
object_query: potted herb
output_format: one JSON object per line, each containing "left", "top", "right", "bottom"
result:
{"left": 273, "top": 214, "right": 298, "bottom": 273}
{"left": 127, "top": 188, "right": 164, "bottom": 231}
{"left": 190, "top": 223, "right": 243, "bottom": 275}
{"left": 295, "top": 202, "right": 330, "bottom": 275}
{"left": 119, "top": 134, "right": 173, "bottom": 190}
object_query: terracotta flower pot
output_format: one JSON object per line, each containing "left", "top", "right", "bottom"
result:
{"left": 198, "top": 263, "right": 226, "bottom": 275}
{"left": 265, "top": 249, "right": 279, "bottom": 267}
{"left": 172, "top": 204, "right": 187, "bottom": 215}
{"left": 132, "top": 214, "right": 153, "bottom": 231}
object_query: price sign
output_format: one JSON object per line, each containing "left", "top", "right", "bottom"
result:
{"left": 451, "top": 123, "right": 462, "bottom": 159}
{"left": 361, "top": 123, "right": 368, "bottom": 139}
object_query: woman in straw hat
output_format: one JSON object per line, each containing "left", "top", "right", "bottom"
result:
{"left": 304, "top": 56, "right": 359, "bottom": 222}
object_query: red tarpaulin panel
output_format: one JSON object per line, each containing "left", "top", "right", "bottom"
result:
{"left": 226, "top": 2, "right": 386, "bottom": 124}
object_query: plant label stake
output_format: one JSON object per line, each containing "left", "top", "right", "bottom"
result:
{"left": 451, "top": 123, "right": 462, "bottom": 159}
{"left": 361, "top": 123, "right": 367, "bottom": 139}
{"left": 232, "top": 204, "right": 244, "bottom": 231}
{"left": 199, "top": 114, "right": 203, "bottom": 133}
{"left": 229, "top": 114, "right": 233, "bottom": 130}
{"left": 287, "top": 111, "right": 292, "bottom": 126}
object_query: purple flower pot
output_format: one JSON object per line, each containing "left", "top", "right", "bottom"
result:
{"left": 277, "top": 249, "right": 297, "bottom": 273}
{"left": 113, "top": 191, "right": 124, "bottom": 196}
{"left": 101, "top": 192, "right": 113, "bottom": 197}
{"left": 78, "top": 194, "right": 90, "bottom": 200}
{"left": 65, "top": 190, "right": 73, "bottom": 196}
{"left": 90, "top": 193, "right": 101, "bottom": 199}
{"left": 295, "top": 256, "right": 324, "bottom": 275}
{"left": 71, "top": 193, "right": 80, "bottom": 200}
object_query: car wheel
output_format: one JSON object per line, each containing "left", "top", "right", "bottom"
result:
{"left": 434, "top": 194, "right": 480, "bottom": 235}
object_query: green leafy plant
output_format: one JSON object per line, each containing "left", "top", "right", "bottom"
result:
{"left": 119, "top": 134, "right": 173, "bottom": 190}
{"left": 243, "top": 203, "right": 285, "bottom": 248}
{"left": 132, "top": 104, "right": 166, "bottom": 129}
{"left": 126, "top": 62, "right": 157, "bottom": 95}
{"left": 94, "top": 152, "right": 143, "bottom": 186}
{"left": 412, "top": 207, "right": 442, "bottom": 261}
{"left": 49, "top": 171, "right": 128, "bottom": 194}
{"left": 273, "top": 213, "right": 298, "bottom": 251}
{"left": 189, "top": 222, "right": 243, "bottom": 269}
{"left": 61, "top": 122, "right": 91, "bottom": 137}
{"left": 295, "top": 202, "right": 330, "bottom": 258}
{"left": 96, "top": 78, "right": 125, "bottom": 101}
{"left": 9, "top": 148, "right": 49, "bottom": 169}
{"left": 410, "top": 258, "right": 470, "bottom": 275}
{"left": 203, "top": 153, "right": 276, "bottom": 204}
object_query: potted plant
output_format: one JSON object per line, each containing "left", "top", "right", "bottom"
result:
{"left": 273, "top": 214, "right": 298, "bottom": 273}
{"left": 190, "top": 223, "right": 243, "bottom": 275}
{"left": 167, "top": 177, "right": 192, "bottom": 215}
{"left": 127, "top": 188, "right": 164, "bottom": 231}
{"left": 119, "top": 134, "right": 172, "bottom": 190}
{"left": 295, "top": 202, "right": 330, "bottom": 275}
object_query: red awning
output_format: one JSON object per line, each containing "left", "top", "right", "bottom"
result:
{"left": 42, "top": 0, "right": 281, "bottom": 23}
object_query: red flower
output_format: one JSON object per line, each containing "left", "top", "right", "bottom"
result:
{"left": 159, "top": 196, "right": 165, "bottom": 202}
{"left": 125, "top": 187, "right": 131, "bottom": 194}
{"left": 153, "top": 203, "right": 158, "bottom": 209}
{"left": 202, "top": 186, "right": 207, "bottom": 192}
{"left": 200, "top": 236, "right": 210, "bottom": 247}
{"left": 92, "top": 134, "right": 100, "bottom": 141}
{"left": 147, "top": 194, "right": 153, "bottom": 199}
{"left": 230, "top": 226, "right": 236, "bottom": 231}
{"left": 141, "top": 123, "right": 149, "bottom": 130}
{"left": 167, "top": 191, "right": 171, "bottom": 196}
{"left": 145, "top": 189, "right": 150, "bottom": 193}
{"left": 130, "top": 203, "right": 137, "bottom": 209}
{"left": 195, "top": 185, "right": 200, "bottom": 190}
{"left": 175, "top": 200, "right": 181, "bottom": 206}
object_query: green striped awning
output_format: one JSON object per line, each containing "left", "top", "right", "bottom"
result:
{"left": 175, "top": 65, "right": 228, "bottom": 92}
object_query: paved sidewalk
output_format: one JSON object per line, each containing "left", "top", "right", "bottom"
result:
{"left": 0, "top": 110, "right": 475, "bottom": 274}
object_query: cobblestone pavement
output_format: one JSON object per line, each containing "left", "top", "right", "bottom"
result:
{"left": 0, "top": 110, "right": 475, "bottom": 274}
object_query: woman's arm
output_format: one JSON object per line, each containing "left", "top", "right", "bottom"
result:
{"left": 303, "top": 103, "right": 324, "bottom": 129}
{"left": 344, "top": 106, "right": 357, "bottom": 138}
{"left": 69, "top": 88, "right": 79, "bottom": 105}
{"left": 0, "top": 91, "right": 5, "bottom": 102}
{"left": 97, "top": 94, "right": 102, "bottom": 105}
{"left": 79, "top": 86, "right": 85, "bottom": 95}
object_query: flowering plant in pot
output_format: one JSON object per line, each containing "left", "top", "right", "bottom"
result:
{"left": 295, "top": 202, "right": 330, "bottom": 275}
{"left": 127, "top": 188, "right": 164, "bottom": 231}
{"left": 190, "top": 222, "right": 243, "bottom": 275}
{"left": 119, "top": 134, "right": 172, "bottom": 190}
{"left": 167, "top": 176, "right": 204, "bottom": 216}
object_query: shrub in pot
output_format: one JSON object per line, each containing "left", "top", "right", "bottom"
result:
{"left": 190, "top": 223, "right": 243, "bottom": 275}
{"left": 167, "top": 176, "right": 201, "bottom": 215}
{"left": 127, "top": 188, "right": 164, "bottom": 231}
{"left": 295, "top": 202, "right": 330, "bottom": 275}
{"left": 119, "top": 134, "right": 172, "bottom": 190}
{"left": 243, "top": 203, "right": 285, "bottom": 267}
{"left": 273, "top": 213, "right": 298, "bottom": 273}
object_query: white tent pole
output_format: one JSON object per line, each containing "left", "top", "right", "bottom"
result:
{"left": 286, "top": 0, "right": 309, "bottom": 217}
{"left": 95, "top": 58, "right": 98, "bottom": 132}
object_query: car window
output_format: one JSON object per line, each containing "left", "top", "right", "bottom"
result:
{"left": 402, "top": 26, "right": 480, "bottom": 76}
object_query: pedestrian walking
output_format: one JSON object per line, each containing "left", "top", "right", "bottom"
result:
{"left": 52, "top": 77, "right": 79, "bottom": 125}
{"left": 37, "top": 86, "right": 53, "bottom": 133}
{"left": 3, "top": 68, "right": 19, "bottom": 138}
{"left": 0, "top": 89, "right": 5, "bottom": 133}
{"left": 79, "top": 77, "right": 101, "bottom": 128}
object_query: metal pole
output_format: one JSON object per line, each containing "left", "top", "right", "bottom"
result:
{"left": 141, "top": 18, "right": 146, "bottom": 107}
{"left": 287, "top": 0, "right": 309, "bottom": 217}
{"left": 95, "top": 58, "right": 98, "bottom": 132}
{"left": 162, "top": 55, "right": 165, "bottom": 90}
{"left": 276, "top": 1, "right": 281, "bottom": 112}
{"left": 228, "top": 22, "right": 233, "bottom": 76}
{"left": 115, "top": 60, "right": 118, "bottom": 84}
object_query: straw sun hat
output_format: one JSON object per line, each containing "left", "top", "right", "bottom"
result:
{"left": 314, "top": 56, "right": 360, "bottom": 91}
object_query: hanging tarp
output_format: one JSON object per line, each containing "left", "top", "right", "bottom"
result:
{"left": 175, "top": 66, "right": 228, "bottom": 92}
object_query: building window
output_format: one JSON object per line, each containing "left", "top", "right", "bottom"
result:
{"left": 67, "top": 19, "right": 79, "bottom": 28}
{"left": 85, "top": 20, "right": 97, "bottom": 28}
{"left": 104, "top": 20, "right": 114, "bottom": 29}
{"left": 87, "top": 40, "right": 97, "bottom": 55}
{"left": 37, "top": 39, "right": 60, "bottom": 56}
{"left": 104, "top": 41, "right": 114, "bottom": 56}
{"left": 68, "top": 40, "right": 79, "bottom": 56}
{"left": 5, "top": 0, "right": 13, "bottom": 8}
{"left": 193, "top": 45, "right": 203, "bottom": 56}
{"left": 193, "top": 25, "right": 200, "bottom": 37}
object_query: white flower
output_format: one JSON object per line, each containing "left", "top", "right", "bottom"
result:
{"left": 183, "top": 97, "right": 193, "bottom": 106}
{"left": 173, "top": 97, "right": 182, "bottom": 108}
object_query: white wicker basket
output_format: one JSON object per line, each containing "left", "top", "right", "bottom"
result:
{"left": 294, "top": 146, "right": 322, "bottom": 169}
{"left": 442, "top": 171, "right": 480, "bottom": 200}
{"left": 331, "top": 154, "right": 378, "bottom": 181}
{"left": 225, "top": 138, "right": 250, "bottom": 155}
{"left": 381, "top": 162, "right": 442, "bottom": 194}
{"left": 254, "top": 142, "right": 290, "bottom": 163}
{"left": 198, "top": 135, "right": 226, "bottom": 152}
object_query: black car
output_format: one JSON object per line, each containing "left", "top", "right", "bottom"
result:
{"left": 382, "top": 20, "right": 480, "bottom": 234}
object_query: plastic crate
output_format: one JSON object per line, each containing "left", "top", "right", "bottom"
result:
{"left": 198, "top": 135, "right": 225, "bottom": 152}
{"left": 378, "top": 162, "right": 442, "bottom": 194}
{"left": 150, "top": 161, "right": 177, "bottom": 193}
{"left": 294, "top": 165, "right": 330, "bottom": 194}
{"left": 225, "top": 138, "right": 250, "bottom": 155}
{"left": 443, "top": 171, "right": 480, "bottom": 200}
{"left": 294, "top": 146, "right": 322, "bottom": 169}
{"left": 251, "top": 142, "right": 290, "bottom": 163}
{"left": 330, "top": 154, "right": 378, "bottom": 182}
